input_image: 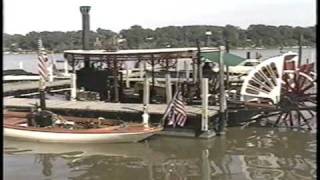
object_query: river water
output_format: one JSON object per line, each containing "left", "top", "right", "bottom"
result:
{"left": 3, "top": 48, "right": 317, "bottom": 180}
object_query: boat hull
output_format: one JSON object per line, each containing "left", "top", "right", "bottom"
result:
{"left": 4, "top": 111, "right": 162, "bottom": 143}
{"left": 4, "top": 127, "right": 158, "bottom": 143}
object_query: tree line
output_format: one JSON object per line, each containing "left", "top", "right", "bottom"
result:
{"left": 3, "top": 24, "right": 316, "bottom": 53}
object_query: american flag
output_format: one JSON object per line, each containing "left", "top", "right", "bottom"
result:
{"left": 164, "top": 91, "right": 187, "bottom": 127}
{"left": 38, "top": 39, "right": 48, "bottom": 81}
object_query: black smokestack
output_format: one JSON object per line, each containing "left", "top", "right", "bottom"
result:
{"left": 80, "top": 6, "right": 91, "bottom": 50}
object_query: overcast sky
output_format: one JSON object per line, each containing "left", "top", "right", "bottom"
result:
{"left": 3, "top": 0, "right": 316, "bottom": 35}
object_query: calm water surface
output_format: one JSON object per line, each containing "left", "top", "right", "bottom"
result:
{"left": 3, "top": 48, "right": 317, "bottom": 179}
{"left": 4, "top": 127, "right": 316, "bottom": 180}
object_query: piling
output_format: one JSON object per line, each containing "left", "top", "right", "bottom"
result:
{"left": 201, "top": 78, "right": 209, "bottom": 131}
{"left": 199, "top": 78, "right": 215, "bottom": 138}
{"left": 217, "top": 46, "right": 227, "bottom": 135}
{"left": 142, "top": 72, "right": 150, "bottom": 127}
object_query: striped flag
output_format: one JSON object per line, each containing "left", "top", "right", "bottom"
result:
{"left": 38, "top": 39, "right": 48, "bottom": 81}
{"left": 166, "top": 91, "right": 187, "bottom": 127}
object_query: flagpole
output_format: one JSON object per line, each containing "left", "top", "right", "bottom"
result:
{"left": 38, "top": 38, "right": 46, "bottom": 110}
{"left": 159, "top": 90, "right": 178, "bottom": 127}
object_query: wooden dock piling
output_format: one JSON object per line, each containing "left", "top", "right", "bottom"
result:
{"left": 199, "top": 78, "right": 216, "bottom": 138}
{"left": 142, "top": 72, "right": 150, "bottom": 127}
{"left": 201, "top": 78, "right": 209, "bottom": 131}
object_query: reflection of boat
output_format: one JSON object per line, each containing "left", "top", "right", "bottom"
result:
{"left": 4, "top": 138, "right": 166, "bottom": 161}
{"left": 4, "top": 111, "right": 162, "bottom": 143}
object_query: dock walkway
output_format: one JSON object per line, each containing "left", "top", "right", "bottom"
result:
{"left": 4, "top": 98, "right": 219, "bottom": 117}
{"left": 4, "top": 80, "right": 71, "bottom": 96}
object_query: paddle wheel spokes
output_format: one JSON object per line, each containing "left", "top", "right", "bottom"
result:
{"left": 240, "top": 52, "right": 316, "bottom": 130}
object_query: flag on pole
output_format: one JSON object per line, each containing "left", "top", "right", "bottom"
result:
{"left": 38, "top": 38, "right": 48, "bottom": 81}
{"left": 165, "top": 90, "right": 187, "bottom": 127}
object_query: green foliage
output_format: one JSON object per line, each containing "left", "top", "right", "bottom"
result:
{"left": 3, "top": 25, "right": 315, "bottom": 52}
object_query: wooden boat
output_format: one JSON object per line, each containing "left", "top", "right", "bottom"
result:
{"left": 4, "top": 111, "right": 162, "bottom": 143}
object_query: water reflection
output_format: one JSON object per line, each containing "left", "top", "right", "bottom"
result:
{"left": 4, "top": 127, "right": 316, "bottom": 180}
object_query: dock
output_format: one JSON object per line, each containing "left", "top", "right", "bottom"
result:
{"left": 4, "top": 80, "right": 70, "bottom": 96}
{"left": 4, "top": 98, "right": 219, "bottom": 117}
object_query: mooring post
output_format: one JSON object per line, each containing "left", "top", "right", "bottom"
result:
{"left": 165, "top": 73, "right": 172, "bottom": 104}
{"left": 125, "top": 63, "right": 130, "bottom": 88}
{"left": 298, "top": 33, "right": 303, "bottom": 67}
{"left": 217, "top": 46, "right": 227, "bottom": 135}
{"left": 142, "top": 72, "right": 150, "bottom": 127}
{"left": 201, "top": 78, "right": 209, "bottom": 132}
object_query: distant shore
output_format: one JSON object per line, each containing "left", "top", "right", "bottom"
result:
{"left": 3, "top": 46, "right": 315, "bottom": 55}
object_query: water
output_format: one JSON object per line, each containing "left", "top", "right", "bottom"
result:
{"left": 3, "top": 48, "right": 317, "bottom": 179}
{"left": 4, "top": 127, "right": 316, "bottom": 180}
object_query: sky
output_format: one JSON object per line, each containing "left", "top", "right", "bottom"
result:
{"left": 3, "top": 0, "right": 316, "bottom": 35}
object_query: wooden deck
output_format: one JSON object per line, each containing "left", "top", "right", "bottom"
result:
{"left": 4, "top": 80, "right": 71, "bottom": 96}
{"left": 3, "top": 98, "right": 219, "bottom": 117}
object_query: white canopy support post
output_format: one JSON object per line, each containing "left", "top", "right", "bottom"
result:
{"left": 185, "top": 60, "right": 190, "bottom": 82}
{"left": 201, "top": 78, "right": 209, "bottom": 131}
{"left": 192, "top": 55, "right": 197, "bottom": 83}
{"left": 165, "top": 73, "right": 172, "bottom": 104}
{"left": 64, "top": 60, "right": 69, "bottom": 76}
{"left": 142, "top": 71, "right": 150, "bottom": 127}
{"left": 125, "top": 63, "right": 130, "bottom": 88}
{"left": 70, "top": 72, "right": 77, "bottom": 101}
{"left": 48, "top": 63, "right": 54, "bottom": 82}
{"left": 140, "top": 61, "right": 144, "bottom": 78}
